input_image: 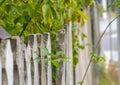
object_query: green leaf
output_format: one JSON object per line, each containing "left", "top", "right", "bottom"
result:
{"left": 44, "top": 59, "right": 49, "bottom": 65}
{"left": 35, "top": 57, "right": 41, "bottom": 62}
{"left": 80, "top": 18, "right": 85, "bottom": 26}
{"left": 51, "top": 6, "right": 57, "bottom": 19}
{"left": 14, "top": 16, "right": 22, "bottom": 24}
{"left": 0, "top": 0, "right": 5, "bottom": 6}
{"left": 73, "top": 56, "right": 79, "bottom": 69}
{"left": 24, "top": 15, "right": 30, "bottom": 22}
{"left": 5, "top": 4, "right": 11, "bottom": 12}
{"left": 56, "top": 51, "right": 64, "bottom": 56}
{"left": 78, "top": 10, "right": 89, "bottom": 21}
{"left": 90, "top": 52, "right": 106, "bottom": 63}
{"left": 41, "top": 47, "right": 49, "bottom": 57}
{"left": 81, "top": 33, "right": 87, "bottom": 40}
{"left": 49, "top": 53, "right": 56, "bottom": 57}
{"left": 51, "top": 60, "right": 59, "bottom": 67}
{"left": 85, "top": 0, "right": 94, "bottom": 7}
{"left": 78, "top": 44, "right": 85, "bottom": 50}
{"left": 42, "top": 4, "right": 50, "bottom": 23}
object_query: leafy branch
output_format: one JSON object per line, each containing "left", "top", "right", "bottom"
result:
{"left": 35, "top": 47, "right": 68, "bottom": 67}
{"left": 80, "top": 15, "right": 120, "bottom": 85}
{"left": 19, "top": 17, "right": 31, "bottom": 36}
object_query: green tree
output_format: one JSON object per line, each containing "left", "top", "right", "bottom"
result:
{"left": 0, "top": 0, "right": 93, "bottom": 36}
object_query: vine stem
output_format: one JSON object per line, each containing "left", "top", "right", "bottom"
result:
{"left": 80, "top": 15, "right": 120, "bottom": 85}
{"left": 19, "top": 18, "right": 31, "bottom": 37}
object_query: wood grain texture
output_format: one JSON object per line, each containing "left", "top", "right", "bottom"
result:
{"left": 65, "top": 22, "right": 73, "bottom": 85}
{"left": 56, "top": 29, "right": 66, "bottom": 85}
{"left": 5, "top": 40, "right": 13, "bottom": 85}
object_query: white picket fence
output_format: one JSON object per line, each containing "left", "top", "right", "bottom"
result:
{"left": 0, "top": 22, "right": 92, "bottom": 85}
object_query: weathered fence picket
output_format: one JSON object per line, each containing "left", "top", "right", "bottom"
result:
{"left": 11, "top": 37, "right": 25, "bottom": 85}
{"left": 0, "top": 46, "right": 2, "bottom": 85}
{"left": 65, "top": 22, "right": 73, "bottom": 85}
{"left": 31, "top": 35, "right": 39, "bottom": 85}
{"left": 45, "top": 34, "right": 52, "bottom": 85}
{"left": 6, "top": 40, "right": 14, "bottom": 85}
{"left": 0, "top": 33, "right": 52, "bottom": 85}
{"left": 56, "top": 28, "right": 66, "bottom": 85}
{"left": 74, "top": 21, "right": 92, "bottom": 85}
{"left": 0, "top": 40, "right": 14, "bottom": 85}
{"left": 0, "top": 22, "right": 93, "bottom": 85}
{"left": 25, "top": 43, "right": 32, "bottom": 85}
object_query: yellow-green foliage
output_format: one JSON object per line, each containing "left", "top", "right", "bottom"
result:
{"left": 0, "top": 0, "right": 94, "bottom": 36}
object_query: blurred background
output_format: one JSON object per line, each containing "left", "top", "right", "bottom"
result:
{"left": 96, "top": 0, "right": 119, "bottom": 85}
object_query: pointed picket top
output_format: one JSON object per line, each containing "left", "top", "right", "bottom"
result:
{"left": 0, "top": 26, "right": 11, "bottom": 40}
{"left": 5, "top": 40, "right": 13, "bottom": 85}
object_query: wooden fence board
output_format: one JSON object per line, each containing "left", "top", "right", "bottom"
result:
{"left": 56, "top": 29, "right": 66, "bottom": 85}
{"left": 11, "top": 37, "right": 25, "bottom": 85}
{"left": 16, "top": 37, "right": 25, "bottom": 85}
{"left": 42, "top": 33, "right": 52, "bottom": 85}
{"left": 41, "top": 34, "right": 47, "bottom": 85}
{"left": 36, "top": 34, "right": 42, "bottom": 85}
{"left": 45, "top": 34, "right": 52, "bottom": 85}
{"left": 25, "top": 44, "right": 32, "bottom": 85}
{"left": 81, "top": 22, "right": 93, "bottom": 85}
{"left": 32, "top": 35, "right": 39, "bottom": 85}
{"left": 74, "top": 22, "right": 93, "bottom": 85}
{"left": 10, "top": 38, "right": 17, "bottom": 85}
{"left": 65, "top": 22, "right": 73, "bottom": 85}
{"left": 84, "top": 19, "right": 92, "bottom": 85}
{"left": 0, "top": 27, "right": 93, "bottom": 85}
{"left": 0, "top": 55, "right": 2, "bottom": 85}
{"left": 74, "top": 23, "right": 81, "bottom": 85}
{"left": 5, "top": 40, "right": 13, "bottom": 85}
{"left": 0, "top": 41, "right": 5, "bottom": 85}
{"left": 0, "top": 40, "right": 7, "bottom": 85}
{"left": 0, "top": 41, "right": 3, "bottom": 85}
